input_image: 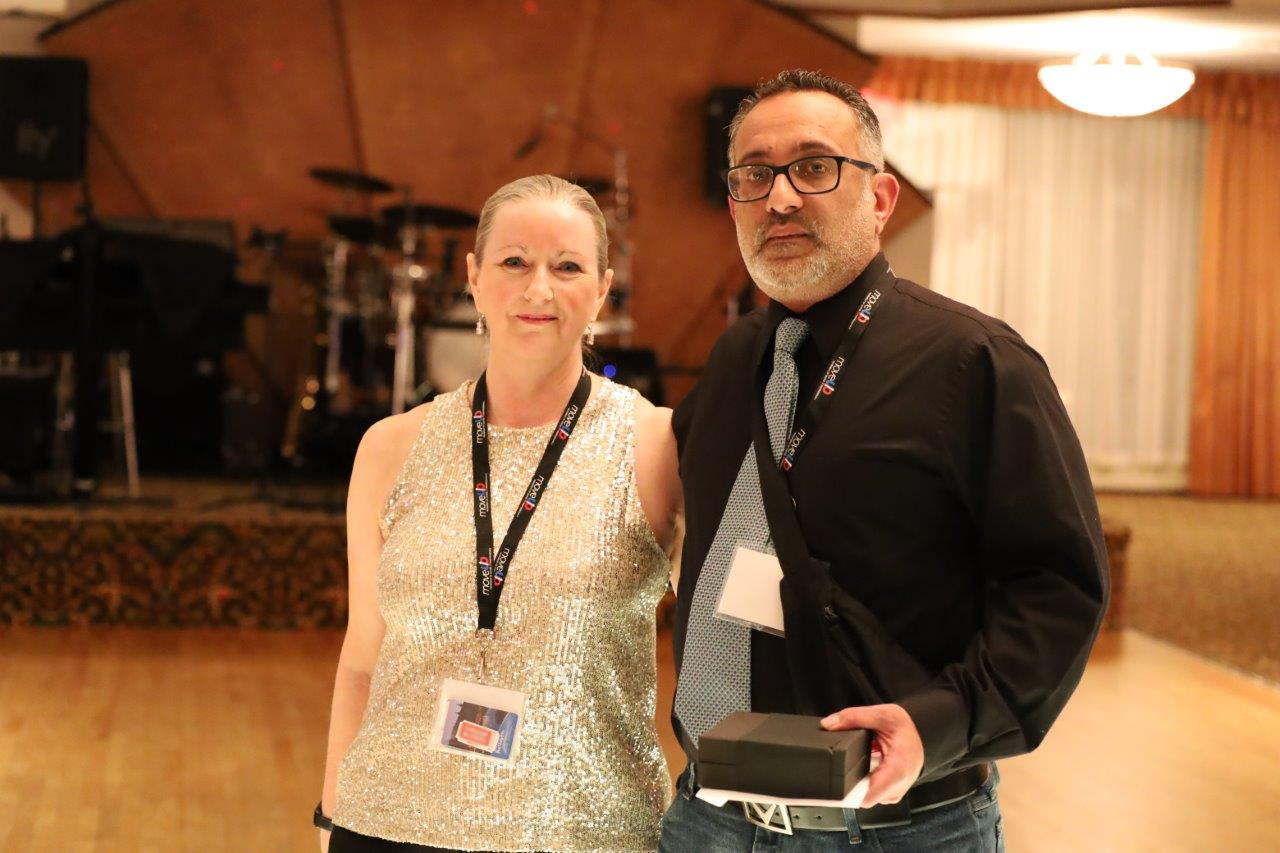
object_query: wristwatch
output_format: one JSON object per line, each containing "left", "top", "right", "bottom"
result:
{"left": 313, "top": 801, "right": 333, "bottom": 832}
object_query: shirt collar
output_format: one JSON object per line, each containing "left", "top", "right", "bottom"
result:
{"left": 758, "top": 252, "right": 892, "bottom": 365}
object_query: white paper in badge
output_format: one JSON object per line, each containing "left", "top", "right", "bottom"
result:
{"left": 430, "top": 678, "right": 526, "bottom": 764}
{"left": 714, "top": 546, "right": 786, "bottom": 637}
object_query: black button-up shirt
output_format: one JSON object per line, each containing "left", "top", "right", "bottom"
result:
{"left": 671, "top": 253, "right": 1109, "bottom": 780}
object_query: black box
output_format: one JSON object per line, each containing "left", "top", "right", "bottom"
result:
{"left": 697, "top": 712, "right": 871, "bottom": 800}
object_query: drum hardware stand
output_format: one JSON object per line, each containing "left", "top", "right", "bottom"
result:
{"left": 388, "top": 187, "right": 431, "bottom": 415}
{"left": 322, "top": 237, "right": 352, "bottom": 395}
{"left": 513, "top": 105, "right": 636, "bottom": 344}
{"left": 35, "top": 348, "right": 156, "bottom": 504}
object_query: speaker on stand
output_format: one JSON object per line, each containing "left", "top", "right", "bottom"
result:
{"left": 703, "top": 86, "right": 753, "bottom": 205}
{"left": 0, "top": 56, "right": 89, "bottom": 236}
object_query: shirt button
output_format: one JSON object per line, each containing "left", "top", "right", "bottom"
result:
{"left": 823, "top": 605, "right": 838, "bottom": 622}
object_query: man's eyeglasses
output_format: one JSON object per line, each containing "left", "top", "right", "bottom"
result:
{"left": 722, "top": 155, "right": 880, "bottom": 203}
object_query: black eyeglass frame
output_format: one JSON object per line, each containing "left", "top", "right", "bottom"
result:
{"left": 721, "top": 155, "right": 881, "bottom": 202}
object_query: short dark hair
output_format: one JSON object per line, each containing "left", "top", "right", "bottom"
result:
{"left": 727, "top": 69, "right": 883, "bottom": 169}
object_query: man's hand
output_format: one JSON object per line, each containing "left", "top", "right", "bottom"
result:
{"left": 821, "top": 703, "right": 924, "bottom": 807}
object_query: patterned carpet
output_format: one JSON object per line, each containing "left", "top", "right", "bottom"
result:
{"left": 1098, "top": 492, "right": 1280, "bottom": 685}
{"left": 0, "top": 477, "right": 348, "bottom": 629}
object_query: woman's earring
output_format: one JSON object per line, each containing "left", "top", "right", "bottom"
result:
{"left": 475, "top": 314, "right": 486, "bottom": 336}
{"left": 585, "top": 323, "right": 595, "bottom": 346}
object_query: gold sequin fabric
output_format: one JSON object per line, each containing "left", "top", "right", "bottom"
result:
{"left": 334, "top": 378, "right": 671, "bottom": 852}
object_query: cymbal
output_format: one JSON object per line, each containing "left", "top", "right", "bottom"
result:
{"left": 309, "top": 167, "right": 395, "bottom": 194}
{"left": 561, "top": 176, "right": 613, "bottom": 197}
{"left": 380, "top": 203, "right": 479, "bottom": 231}
{"left": 327, "top": 214, "right": 380, "bottom": 244}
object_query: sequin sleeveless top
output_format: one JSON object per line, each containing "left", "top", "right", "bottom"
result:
{"left": 334, "top": 377, "right": 671, "bottom": 852}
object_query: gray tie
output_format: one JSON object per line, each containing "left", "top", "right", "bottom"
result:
{"left": 674, "top": 317, "right": 810, "bottom": 747}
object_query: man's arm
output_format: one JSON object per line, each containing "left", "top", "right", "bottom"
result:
{"left": 898, "top": 333, "right": 1110, "bottom": 776}
{"left": 823, "top": 333, "right": 1109, "bottom": 805}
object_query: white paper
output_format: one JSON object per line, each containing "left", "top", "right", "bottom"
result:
{"left": 714, "top": 546, "right": 786, "bottom": 636}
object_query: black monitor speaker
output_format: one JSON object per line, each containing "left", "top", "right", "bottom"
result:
{"left": 0, "top": 56, "right": 88, "bottom": 181}
{"left": 704, "top": 86, "right": 753, "bottom": 204}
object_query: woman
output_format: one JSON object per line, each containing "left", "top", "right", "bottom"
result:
{"left": 316, "top": 175, "right": 681, "bottom": 853}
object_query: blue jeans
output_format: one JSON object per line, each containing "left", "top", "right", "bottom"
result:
{"left": 659, "top": 768, "right": 1004, "bottom": 852}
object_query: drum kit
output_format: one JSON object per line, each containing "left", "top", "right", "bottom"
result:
{"left": 280, "top": 164, "right": 634, "bottom": 468}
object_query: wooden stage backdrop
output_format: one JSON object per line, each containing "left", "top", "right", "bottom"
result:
{"left": 14, "top": 0, "right": 918, "bottom": 402}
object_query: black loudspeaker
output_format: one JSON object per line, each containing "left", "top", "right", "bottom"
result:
{"left": 0, "top": 369, "right": 57, "bottom": 482}
{"left": 0, "top": 56, "right": 88, "bottom": 181}
{"left": 704, "top": 86, "right": 753, "bottom": 204}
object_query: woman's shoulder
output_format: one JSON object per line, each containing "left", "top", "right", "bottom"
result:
{"left": 363, "top": 405, "right": 428, "bottom": 455}
{"left": 631, "top": 392, "right": 671, "bottom": 436}
{"left": 589, "top": 375, "right": 671, "bottom": 438}
{"left": 352, "top": 387, "right": 460, "bottom": 487}
{"left": 351, "top": 405, "right": 423, "bottom": 489}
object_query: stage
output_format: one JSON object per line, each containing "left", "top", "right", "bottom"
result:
{"left": 0, "top": 476, "right": 349, "bottom": 629}
{"left": 6, "top": 477, "right": 1279, "bottom": 696}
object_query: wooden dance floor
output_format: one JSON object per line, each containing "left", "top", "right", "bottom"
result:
{"left": 1, "top": 626, "right": 1278, "bottom": 852}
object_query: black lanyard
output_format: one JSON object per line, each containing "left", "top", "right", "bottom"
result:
{"left": 776, "top": 284, "right": 887, "bottom": 476}
{"left": 471, "top": 369, "right": 592, "bottom": 631}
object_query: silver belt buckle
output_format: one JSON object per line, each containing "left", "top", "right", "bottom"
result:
{"left": 742, "top": 800, "right": 793, "bottom": 835}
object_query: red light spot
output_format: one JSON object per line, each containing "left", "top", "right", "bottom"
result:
{"left": 606, "top": 119, "right": 621, "bottom": 136}
{"left": 522, "top": 0, "right": 538, "bottom": 13}
{"left": 271, "top": 58, "right": 286, "bottom": 73}
{"left": 238, "top": 196, "right": 254, "bottom": 211}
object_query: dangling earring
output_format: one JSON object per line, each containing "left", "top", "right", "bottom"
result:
{"left": 475, "top": 314, "right": 486, "bottom": 336}
{"left": 585, "top": 323, "right": 595, "bottom": 346}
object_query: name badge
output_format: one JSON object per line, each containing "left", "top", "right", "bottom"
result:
{"left": 714, "top": 546, "right": 785, "bottom": 637}
{"left": 430, "top": 678, "right": 526, "bottom": 764}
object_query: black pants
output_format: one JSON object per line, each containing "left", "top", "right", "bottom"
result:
{"left": 329, "top": 825, "right": 467, "bottom": 853}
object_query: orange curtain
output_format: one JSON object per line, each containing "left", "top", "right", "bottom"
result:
{"left": 1189, "top": 92, "right": 1280, "bottom": 496}
{"left": 868, "top": 57, "right": 1280, "bottom": 496}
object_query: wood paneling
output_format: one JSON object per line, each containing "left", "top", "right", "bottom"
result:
{"left": 37, "top": 0, "right": 879, "bottom": 386}
{"left": 338, "top": 0, "right": 602, "bottom": 212}
{"left": 43, "top": 0, "right": 363, "bottom": 234}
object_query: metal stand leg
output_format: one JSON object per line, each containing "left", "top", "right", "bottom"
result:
{"left": 106, "top": 351, "right": 141, "bottom": 499}
{"left": 391, "top": 280, "right": 415, "bottom": 415}
{"left": 116, "top": 352, "right": 140, "bottom": 498}
{"left": 324, "top": 240, "right": 350, "bottom": 395}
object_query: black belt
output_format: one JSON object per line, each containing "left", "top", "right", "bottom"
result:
{"left": 706, "top": 763, "right": 992, "bottom": 833}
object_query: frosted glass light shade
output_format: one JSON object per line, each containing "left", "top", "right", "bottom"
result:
{"left": 1038, "top": 52, "right": 1195, "bottom": 118}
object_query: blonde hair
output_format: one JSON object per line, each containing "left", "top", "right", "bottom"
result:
{"left": 473, "top": 174, "right": 609, "bottom": 276}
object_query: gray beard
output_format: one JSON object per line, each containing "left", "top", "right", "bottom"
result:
{"left": 738, "top": 211, "right": 873, "bottom": 306}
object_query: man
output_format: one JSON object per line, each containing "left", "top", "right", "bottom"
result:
{"left": 662, "top": 69, "right": 1108, "bottom": 851}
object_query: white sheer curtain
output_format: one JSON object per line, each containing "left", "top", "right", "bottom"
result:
{"left": 880, "top": 101, "right": 1205, "bottom": 490}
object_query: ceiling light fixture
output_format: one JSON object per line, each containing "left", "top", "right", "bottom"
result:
{"left": 1037, "top": 51, "right": 1195, "bottom": 118}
